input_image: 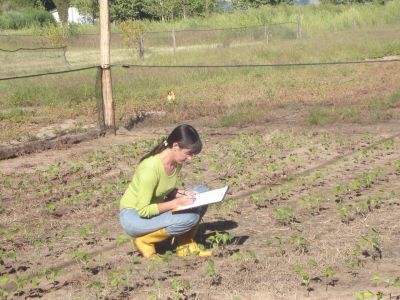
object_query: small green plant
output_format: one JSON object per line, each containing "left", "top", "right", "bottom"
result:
{"left": 87, "top": 280, "right": 105, "bottom": 297}
{"left": 72, "top": 250, "right": 90, "bottom": 264}
{"left": 337, "top": 203, "right": 353, "bottom": 224}
{"left": 294, "top": 263, "right": 312, "bottom": 296}
{"left": 288, "top": 235, "right": 307, "bottom": 254}
{"left": 206, "top": 231, "right": 233, "bottom": 249}
{"left": 46, "top": 203, "right": 56, "bottom": 213}
{"left": 116, "top": 234, "right": 131, "bottom": 245}
{"left": 45, "top": 268, "right": 63, "bottom": 285}
{"left": 170, "top": 278, "right": 190, "bottom": 300}
{"left": 272, "top": 206, "right": 295, "bottom": 225}
{"left": 206, "top": 258, "right": 215, "bottom": 277}
{"left": 148, "top": 279, "right": 161, "bottom": 300}
{"left": 297, "top": 195, "right": 323, "bottom": 215}
{"left": 359, "top": 228, "right": 381, "bottom": 260}
{"left": 323, "top": 266, "right": 336, "bottom": 291}
{"left": 108, "top": 271, "right": 128, "bottom": 289}
{"left": 354, "top": 290, "right": 379, "bottom": 300}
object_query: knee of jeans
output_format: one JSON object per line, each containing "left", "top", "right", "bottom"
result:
{"left": 179, "top": 213, "right": 200, "bottom": 228}
{"left": 188, "top": 185, "right": 209, "bottom": 193}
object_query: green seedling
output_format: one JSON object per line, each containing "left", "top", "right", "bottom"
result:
{"left": 323, "top": 266, "right": 336, "bottom": 291}
{"left": 79, "top": 225, "right": 93, "bottom": 239}
{"left": 108, "top": 271, "right": 127, "bottom": 289}
{"left": 116, "top": 234, "right": 131, "bottom": 245}
{"left": 298, "top": 195, "right": 323, "bottom": 215}
{"left": 288, "top": 235, "right": 307, "bottom": 254}
{"left": 72, "top": 250, "right": 90, "bottom": 264}
{"left": 382, "top": 138, "right": 394, "bottom": 150}
{"left": 233, "top": 251, "right": 244, "bottom": 261}
{"left": 206, "top": 231, "right": 233, "bottom": 249}
{"left": 337, "top": 203, "right": 353, "bottom": 224}
{"left": 87, "top": 280, "right": 105, "bottom": 296}
{"left": 46, "top": 203, "right": 56, "bottom": 213}
{"left": 0, "top": 288, "right": 9, "bottom": 299}
{"left": 206, "top": 258, "right": 215, "bottom": 277}
{"left": 148, "top": 279, "right": 161, "bottom": 300}
{"left": 45, "top": 268, "right": 63, "bottom": 285}
{"left": 272, "top": 206, "right": 295, "bottom": 225}
{"left": 0, "top": 275, "right": 9, "bottom": 285}
{"left": 394, "top": 160, "right": 400, "bottom": 173}
{"left": 170, "top": 278, "right": 190, "bottom": 300}
{"left": 355, "top": 200, "right": 369, "bottom": 217}
{"left": 14, "top": 274, "right": 30, "bottom": 291}
{"left": 354, "top": 290, "right": 375, "bottom": 300}
{"left": 359, "top": 228, "right": 381, "bottom": 260}
{"left": 294, "top": 264, "right": 311, "bottom": 296}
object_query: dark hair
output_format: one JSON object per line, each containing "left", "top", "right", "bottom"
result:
{"left": 140, "top": 124, "right": 202, "bottom": 162}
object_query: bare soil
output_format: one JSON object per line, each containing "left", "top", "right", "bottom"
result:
{"left": 1, "top": 113, "right": 400, "bottom": 300}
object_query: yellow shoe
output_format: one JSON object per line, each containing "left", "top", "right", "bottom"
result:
{"left": 176, "top": 226, "right": 212, "bottom": 257}
{"left": 133, "top": 228, "right": 170, "bottom": 258}
{"left": 176, "top": 241, "right": 212, "bottom": 257}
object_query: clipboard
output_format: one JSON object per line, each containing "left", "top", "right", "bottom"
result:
{"left": 173, "top": 186, "right": 229, "bottom": 212}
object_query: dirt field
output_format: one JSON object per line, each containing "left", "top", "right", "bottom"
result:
{"left": 1, "top": 113, "right": 400, "bottom": 299}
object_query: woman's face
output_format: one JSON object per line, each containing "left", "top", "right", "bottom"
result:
{"left": 172, "top": 143, "right": 194, "bottom": 163}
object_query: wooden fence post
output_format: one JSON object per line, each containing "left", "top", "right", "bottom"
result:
{"left": 98, "top": 0, "right": 115, "bottom": 133}
{"left": 138, "top": 32, "right": 144, "bottom": 59}
{"left": 264, "top": 25, "right": 269, "bottom": 45}
{"left": 172, "top": 28, "right": 176, "bottom": 54}
{"left": 296, "top": 15, "right": 302, "bottom": 39}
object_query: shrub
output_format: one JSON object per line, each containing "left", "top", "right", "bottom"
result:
{"left": 0, "top": 8, "right": 54, "bottom": 30}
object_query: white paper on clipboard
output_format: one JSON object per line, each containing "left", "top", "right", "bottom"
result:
{"left": 173, "top": 186, "right": 229, "bottom": 212}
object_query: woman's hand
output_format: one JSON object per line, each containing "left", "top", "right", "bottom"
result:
{"left": 175, "top": 194, "right": 195, "bottom": 207}
{"left": 158, "top": 190, "right": 198, "bottom": 213}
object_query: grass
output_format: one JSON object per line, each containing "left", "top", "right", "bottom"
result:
{"left": 0, "top": 4, "right": 399, "bottom": 142}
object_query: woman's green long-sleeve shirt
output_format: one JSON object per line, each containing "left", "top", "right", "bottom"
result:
{"left": 120, "top": 154, "right": 182, "bottom": 218}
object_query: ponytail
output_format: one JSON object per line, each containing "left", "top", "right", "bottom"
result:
{"left": 140, "top": 139, "right": 168, "bottom": 162}
{"left": 139, "top": 124, "right": 202, "bottom": 162}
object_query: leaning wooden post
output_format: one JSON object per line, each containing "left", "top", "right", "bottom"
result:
{"left": 172, "top": 28, "right": 176, "bottom": 54}
{"left": 264, "top": 24, "right": 269, "bottom": 45}
{"left": 296, "top": 15, "right": 302, "bottom": 39}
{"left": 98, "top": 0, "right": 115, "bottom": 134}
{"left": 138, "top": 32, "right": 144, "bottom": 59}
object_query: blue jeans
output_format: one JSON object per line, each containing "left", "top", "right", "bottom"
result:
{"left": 120, "top": 185, "right": 209, "bottom": 237}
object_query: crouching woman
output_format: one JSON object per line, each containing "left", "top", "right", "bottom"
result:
{"left": 119, "top": 124, "right": 212, "bottom": 258}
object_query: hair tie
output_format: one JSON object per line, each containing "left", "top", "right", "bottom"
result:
{"left": 163, "top": 140, "right": 168, "bottom": 147}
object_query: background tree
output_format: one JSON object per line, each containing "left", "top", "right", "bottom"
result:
{"left": 110, "top": 0, "right": 151, "bottom": 22}
{"left": 71, "top": 0, "right": 98, "bottom": 21}
{"left": 53, "top": 0, "right": 71, "bottom": 23}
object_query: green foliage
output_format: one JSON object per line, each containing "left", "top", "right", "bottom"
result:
{"left": 288, "top": 234, "right": 307, "bottom": 253}
{"left": 72, "top": 249, "right": 90, "bottom": 263}
{"left": 170, "top": 278, "right": 191, "bottom": 299}
{"left": 116, "top": 233, "right": 131, "bottom": 245}
{"left": 354, "top": 290, "right": 375, "bottom": 300}
{"left": 110, "top": 0, "right": 149, "bottom": 22}
{"left": 272, "top": 206, "right": 295, "bottom": 225}
{"left": 119, "top": 19, "right": 148, "bottom": 57}
{"left": 53, "top": 0, "right": 70, "bottom": 24}
{"left": 0, "top": 8, "right": 53, "bottom": 30}
{"left": 71, "top": 0, "right": 97, "bottom": 20}
{"left": 206, "top": 231, "right": 233, "bottom": 248}
{"left": 206, "top": 258, "right": 215, "bottom": 276}
{"left": 297, "top": 194, "right": 324, "bottom": 215}
{"left": 33, "top": 23, "right": 79, "bottom": 47}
